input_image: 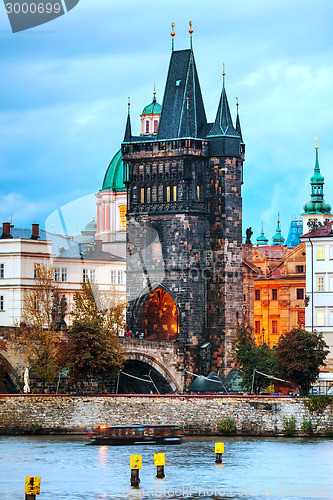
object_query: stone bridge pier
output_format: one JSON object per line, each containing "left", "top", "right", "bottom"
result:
{"left": 118, "top": 338, "right": 185, "bottom": 393}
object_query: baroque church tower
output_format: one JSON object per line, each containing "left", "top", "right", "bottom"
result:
{"left": 122, "top": 26, "right": 245, "bottom": 379}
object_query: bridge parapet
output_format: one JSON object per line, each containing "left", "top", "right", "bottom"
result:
{"left": 118, "top": 338, "right": 185, "bottom": 392}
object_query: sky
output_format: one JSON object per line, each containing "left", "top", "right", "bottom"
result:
{"left": 0, "top": 0, "right": 333, "bottom": 241}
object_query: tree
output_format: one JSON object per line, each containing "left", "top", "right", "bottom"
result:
{"left": 16, "top": 264, "right": 65, "bottom": 391}
{"left": 57, "top": 281, "right": 124, "bottom": 390}
{"left": 233, "top": 323, "right": 277, "bottom": 394}
{"left": 276, "top": 327, "right": 329, "bottom": 396}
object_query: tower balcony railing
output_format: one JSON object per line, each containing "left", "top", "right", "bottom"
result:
{"left": 122, "top": 139, "right": 209, "bottom": 158}
{"left": 128, "top": 201, "right": 207, "bottom": 214}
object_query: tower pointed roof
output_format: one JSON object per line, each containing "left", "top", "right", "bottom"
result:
{"left": 272, "top": 215, "right": 285, "bottom": 246}
{"left": 123, "top": 99, "right": 132, "bottom": 142}
{"left": 235, "top": 99, "right": 243, "bottom": 141}
{"left": 157, "top": 49, "right": 207, "bottom": 139}
{"left": 303, "top": 142, "right": 331, "bottom": 215}
{"left": 256, "top": 223, "right": 268, "bottom": 246}
{"left": 208, "top": 72, "right": 239, "bottom": 138}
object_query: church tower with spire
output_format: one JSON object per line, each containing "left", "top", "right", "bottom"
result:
{"left": 122, "top": 24, "right": 245, "bottom": 379}
{"left": 302, "top": 138, "right": 332, "bottom": 234}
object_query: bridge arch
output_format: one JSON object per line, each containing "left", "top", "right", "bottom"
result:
{"left": 121, "top": 350, "right": 181, "bottom": 393}
{"left": 131, "top": 282, "right": 180, "bottom": 341}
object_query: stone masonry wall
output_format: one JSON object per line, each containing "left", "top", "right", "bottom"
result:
{"left": 0, "top": 395, "right": 332, "bottom": 436}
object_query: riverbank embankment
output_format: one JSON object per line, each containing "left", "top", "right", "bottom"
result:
{"left": 0, "top": 394, "right": 332, "bottom": 436}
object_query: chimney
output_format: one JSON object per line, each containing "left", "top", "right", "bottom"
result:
{"left": 95, "top": 239, "right": 103, "bottom": 251}
{"left": 31, "top": 224, "right": 40, "bottom": 240}
{"left": 1, "top": 222, "right": 13, "bottom": 239}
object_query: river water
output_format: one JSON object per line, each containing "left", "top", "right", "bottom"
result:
{"left": 1, "top": 435, "right": 332, "bottom": 499}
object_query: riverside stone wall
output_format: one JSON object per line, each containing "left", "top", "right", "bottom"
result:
{"left": 0, "top": 395, "right": 332, "bottom": 436}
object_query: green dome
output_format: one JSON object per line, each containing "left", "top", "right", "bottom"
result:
{"left": 101, "top": 149, "right": 126, "bottom": 192}
{"left": 141, "top": 100, "right": 162, "bottom": 115}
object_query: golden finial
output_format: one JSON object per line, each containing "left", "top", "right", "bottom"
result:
{"left": 315, "top": 135, "right": 318, "bottom": 149}
{"left": 189, "top": 21, "right": 193, "bottom": 49}
{"left": 153, "top": 83, "right": 156, "bottom": 102}
{"left": 222, "top": 63, "right": 225, "bottom": 85}
{"left": 171, "top": 22, "right": 175, "bottom": 51}
{"left": 127, "top": 97, "right": 130, "bottom": 115}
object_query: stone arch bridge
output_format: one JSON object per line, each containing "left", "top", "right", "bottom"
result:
{"left": 1, "top": 338, "right": 186, "bottom": 393}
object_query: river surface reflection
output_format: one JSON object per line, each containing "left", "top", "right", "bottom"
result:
{"left": 1, "top": 435, "right": 332, "bottom": 499}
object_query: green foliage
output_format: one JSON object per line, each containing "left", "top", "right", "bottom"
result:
{"left": 233, "top": 323, "right": 277, "bottom": 394}
{"left": 282, "top": 415, "right": 296, "bottom": 435}
{"left": 305, "top": 395, "right": 333, "bottom": 413}
{"left": 32, "top": 422, "right": 42, "bottom": 434}
{"left": 220, "top": 417, "right": 236, "bottom": 435}
{"left": 276, "top": 328, "right": 329, "bottom": 396}
{"left": 301, "top": 419, "right": 313, "bottom": 434}
{"left": 57, "top": 281, "right": 124, "bottom": 386}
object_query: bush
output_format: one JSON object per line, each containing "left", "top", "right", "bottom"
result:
{"left": 301, "top": 419, "right": 313, "bottom": 434}
{"left": 305, "top": 395, "right": 333, "bottom": 413}
{"left": 220, "top": 417, "right": 236, "bottom": 435}
{"left": 282, "top": 415, "right": 296, "bottom": 435}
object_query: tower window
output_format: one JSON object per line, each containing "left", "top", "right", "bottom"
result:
{"left": 197, "top": 185, "right": 200, "bottom": 200}
{"left": 147, "top": 187, "right": 151, "bottom": 203}
{"left": 173, "top": 185, "right": 177, "bottom": 201}
{"left": 141, "top": 188, "right": 145, "bottom": 203}
{"left": 145, "top": 120, "right": 149, "bottom": 134}
{"left": 166, "top": 186, "right": 171, "bottom": 202}
{"left": 119, "top": 205, "right": 127, "bottom": 231}
{"left": 154, "top": 120, "right": 158, "bottom": 133}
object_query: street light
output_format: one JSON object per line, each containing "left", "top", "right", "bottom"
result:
{"left": 262, "top": 327, "right": 265, "bottom": 345}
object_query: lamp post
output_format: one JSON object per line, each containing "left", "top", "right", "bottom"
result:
{"left": 262, "top": 327, "right": 265, "bottom": 345}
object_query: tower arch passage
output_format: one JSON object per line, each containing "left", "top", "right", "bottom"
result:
{"left": 137, "top": 286, "right": 179, "bottom": 341}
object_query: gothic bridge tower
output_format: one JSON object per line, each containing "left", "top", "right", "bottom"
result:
{"left": 122, "top": 30, "right": 245, "bottom": 380}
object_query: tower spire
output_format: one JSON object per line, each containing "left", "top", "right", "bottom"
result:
{"left": 153, "top": 84, "right": 156, "bottom": 102}
{"left": 171, "top": 23, "right": 175, "bottom": 52}
{"left": 208, "top": 64, "right": 238, "bottom": 137}
{"left": 303, "top": 136, "right": 331, "bottom": 216}
{"left": 235, "top": 97, "right": 243, "bottom": 141}
{"left": 272, "top": 213, "right": 285, "bottom": 246}
{"left": 123, "top": 97, "right": 132, "bottom": 142}
{"left": 189, "top": 21, "right": 193, "bottom": 50}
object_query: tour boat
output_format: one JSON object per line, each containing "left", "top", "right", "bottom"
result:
{"left": 87, "top": 424, "right": 182, "bottom": 445}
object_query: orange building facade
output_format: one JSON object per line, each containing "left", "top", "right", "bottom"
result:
{"left": 253, "top": 243, "right": 306, "bottom": 346}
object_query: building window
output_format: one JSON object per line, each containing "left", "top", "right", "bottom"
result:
{"left": 111, "top": 270, "right": 124, "bottom": 284}
{"left": 147, "top": 187, "right": 151, "bottom": 203}
{"left": 296, "top": 265, "right": 304, "bottom": 273}
{"left": 140, "top": 188, "right": 145, "bottom": 203}
{"left": 0, "top": 295, "right": 3, "bottom": 311}
{"left": 329, "top": 246, "right": 333, "bottom": 260}
{"left": 145, "top": 120, "right": 149, "bottom": 134}
{"left": 272, "top": 289, "right": 278, "bottom": 300}
{"left": 34, "top": 263, "right": 40, "bottom": 278}
{"left": 317, "top": 246, "right": 324, "bottom": 260}
{"left": 154, "top": 120, "right": 158, "bottom": 133}
{"left": 316, "top": 310, "right": 325, "bottom": 326}
{"left": 54, "top": 268, "right": 67, "bottom": 282}
{"left": 317, "top": 276, "right": 324, "bottom": 292}
{"left": 173, "top": 185, "right": 177, "bottom": 201}
{"left": 119, "top": 205, "right": 127, "bottom": 231}
{"left": 83, "top": 269, "right": 95, "bottom": 283}
{"left": 296, "top": 288, "right": 304, "bottom": 300}
{"left": 197, "top": 185, "right": 200, "bottom": 200}
{"left": 255, "top": 321, "right": 260, "bottom": 334}
{"left": 166, "top": 186, "right": 171, "bottom": 202}
{"left": 0, "top": 264, "right": 4, "bottom": 279}
{"left": 272, "top": 320, "right": 278, "bottom": 334}
{"left": 255, "top": 289, "right": 260, "bottom": 301}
